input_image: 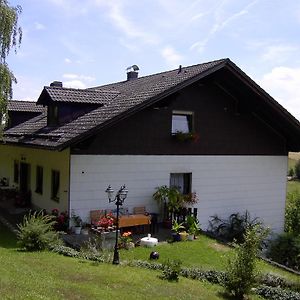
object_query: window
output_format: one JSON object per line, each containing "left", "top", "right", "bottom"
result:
{"left": 47, "top": 104, "right": 59, "bottom": 126}
{"left": 35, "top": 166, "right": 43, "bottom": 194}
{"left": 171, "top": 111, "right": 193, "bottom": 134}
{"left": 14, "top": 160, "right": 19, "bottom": 183}
{"left": 51, "top": 170, "right": 60, "bottom": 201}
{"left": 170, "top": 173, "right": 192, "bottom": 195}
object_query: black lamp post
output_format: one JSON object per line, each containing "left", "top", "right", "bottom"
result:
{"left": 105, "top": 184, "right": 128, "bottom": 265}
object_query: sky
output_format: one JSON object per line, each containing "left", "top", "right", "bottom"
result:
{"left": 6, "top": 0, "right": 300, "bottom": 120}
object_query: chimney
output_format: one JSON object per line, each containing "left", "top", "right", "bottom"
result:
{"left": 127, "top": 71, "right": 138, "bottom": 81}
{"left": 50, "top": 81, "right": 63, "bottom": 87}
{"left": 126, "top": 64, "right": 139, "bottom": 81}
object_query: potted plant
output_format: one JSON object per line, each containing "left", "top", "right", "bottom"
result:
{"left": 119, "top": 231, "right": 134, "bottom": 249}
{"left": 173, "top": 130, "right": 199, "bottom": 142}
{"left": 81, "top": 222, "right": 90, "bottom": 235}
{"left": 153, "top": 185, "right": 170, "bottom": 226}
{"left": 186, "top": 215, "right": 199, "bottom": 241}
{"left": 171, "top": 220, "right": 185, "bottom": 242}
{"left": 71, "top": 212, "right": 82, "bottom": 235}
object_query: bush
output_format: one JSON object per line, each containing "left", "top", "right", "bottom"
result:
{"left": 17, "top": 210, "right": 61, "bottom": 251}
{"left": 267, "top": 232, "right": 300, "bottom": 270}
{"left": 51, "top": 244, "right": 79, "bottom": 257}
{"left": 224, "top": 226, "right": 266, "bottom": 299}
{"left": 159, "top": 259, "right": 182, "bottom": 282}
{"left": 295, "top": 160, "right": 300, "bottom": 179}
{"left": 288, "top": 168, "right": 295, "bottom": 177}
{"left": 180, "top": 268, "right": 226, "bottom": 284}
{"left": 208, "top": 211, "right": 264, "bottom": 243}
{"left": 259, "top": 273, "right": 300, "bottom": 292}
{"left": 255, "top": 285, "right": 300, "bottom": 300}
{"left": 285, "top": 191, "right": 300, "bottom": 235}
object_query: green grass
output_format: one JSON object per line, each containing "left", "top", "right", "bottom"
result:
{"left": 1, "top": 223, "right": 299, "bottom": 299}
{"left": 121, "top": 234, "right": 300, "bottom": 283}
{"left": 287, "top": 180, "right": 300, "bottom": 195}
{"left": 121, "top": 235, "right": 229, "bottom": 270}
{"left": 0, "top": 224, "right": 264, "bottom": 300}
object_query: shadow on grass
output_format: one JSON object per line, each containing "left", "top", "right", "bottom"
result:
{"left": 0, "top": 224, "right": 18, "bottom": 249}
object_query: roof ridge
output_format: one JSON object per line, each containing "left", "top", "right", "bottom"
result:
{"left": 90, "top": 58, "right": 229, "bottom": 90}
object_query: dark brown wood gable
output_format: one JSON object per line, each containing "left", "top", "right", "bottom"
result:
{"left": 71, "top": 82, "right": 287, "bottom": 156}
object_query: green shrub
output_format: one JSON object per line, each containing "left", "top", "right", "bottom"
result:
{"left": 295, "top": 160, "right": 300, "bottom": 179}
{"left": 267, "top": 232, "right": 300, "bottom": 270}
{"left": 255, "top": 285, "right": 300, "bottom": 300}
{"left": 259, "top": 273, "right": 300, "bottom": 292}
{"left": 285, "top": 191, "right": 300, "bottom": 235}
{"left": 159, "top": 259, "right": 182, "bottom": 282}
{"left": 51, "top": 244, "right": 80, "bottom": 257}
{"left": 288, "top": 168, "right": 295, "bottom": 177}
{"left": 224, "top": 226, "right": 266, "bottom": 299}
{"left": 17, "top": 210, "right": 61, "bottom": 251}
{"left": 79, "top": 236, "right": 111, "bottom": 263}
{"left": 208, "top": 211, "right": 264, "bottom": 243}
{"left": 128, "top": 260, "right": 163, "bottom": 270}
{"left": 180, "top": 268, "right": 226, "bottom": 284}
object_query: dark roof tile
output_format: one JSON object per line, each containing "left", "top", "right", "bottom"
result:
{"left": 8, "top": 100, "right": 44, "bottom": 112}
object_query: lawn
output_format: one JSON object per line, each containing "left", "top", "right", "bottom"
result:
{"left": 121, "top": 234, "right": 300, "bottom": 283}
{"left": 0, "top": 223, "right": 263, "bottom": 300}
{"left": 287, "top": 180, "right": 300, "bottom": 195}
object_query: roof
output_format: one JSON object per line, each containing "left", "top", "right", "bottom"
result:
{"left": 7, "top": 100, "right": 44, "bottom": 113}
{"left": 3, "top": 58, "right": 300, "bottom": 150}
{"left": 39, "top": 87, "right": 120, "bottom": 104}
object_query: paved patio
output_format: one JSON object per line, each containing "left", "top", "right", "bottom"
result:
{"left": 0, "top": 194, "right": 172, "bottom": 250}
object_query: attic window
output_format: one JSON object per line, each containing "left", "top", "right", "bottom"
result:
{"left": 171, "top": 111, "right": 193, "bottom": 134}
{"left": 47, "top": 104, "right": 59, "bottom": 126}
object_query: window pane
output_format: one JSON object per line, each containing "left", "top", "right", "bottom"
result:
{"left": 51, "top": 170, "right": 60, "bottom": 201}
{"left": 14, "top": 161, "right": 19, "bottom": 183}
{"left": 172, "top": 115, "right": 190, "bottom": 133}
{"left": 170, "top": 173, "right": 192, "bottom": 195}
{"left": 35, "top": 166, "right": 43, "bottom": 194}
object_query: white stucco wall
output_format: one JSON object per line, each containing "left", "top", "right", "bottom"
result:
{"left": 70, "top": 155, "right": 288, "bottom": 233}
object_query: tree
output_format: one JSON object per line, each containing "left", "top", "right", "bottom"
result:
{"left": 295, "top": 160, "right": 300, "bottom": 179}
{"left": 0, "top": 0, "right": 22, "bottom": 135}
{"left": 224, "top": 226, "right": 268, "bottom": 299}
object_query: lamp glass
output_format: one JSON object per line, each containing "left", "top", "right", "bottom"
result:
{"left": 105, "top": 185, "right": 114, "bottom": 201}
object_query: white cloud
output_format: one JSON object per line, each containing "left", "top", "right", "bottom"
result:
{"left": 34, "top": 22, "right": 45, "bottom": 30}
{"left": 62, "top": 73, "right": 96, "bottom": 89}
{"left": 259, "top": 66, "right": 300, "bottom": 120}
{"left": 64, "top": 58, "right": 72, "bottom": 64}
{"left": 161, "top": 46, "right": 183, "bottom": 68}
{"left": 261, "top": 45, "right": 298, "bottom": 64}
{"left": 63, "top": 73, "right": 95, "bottom": 82}
{"left": 190, "top": 0, "right": 259, "bottom": 53}
{"left": 64, "top": 80, "right": 86, "bottom": 89}
{"left": 94, "top": 1, "right": 159, "bottom": 45}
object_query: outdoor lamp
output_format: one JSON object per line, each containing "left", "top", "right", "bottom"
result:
{"left": 105, "top": 184, "right": 128, "bottom": 265}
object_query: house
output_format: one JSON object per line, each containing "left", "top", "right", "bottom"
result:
{"left": 7, "top": 100, "right": 45, "bottom": 129}
{"left": 1, "top": 58, "right": 300, "bottom": 233}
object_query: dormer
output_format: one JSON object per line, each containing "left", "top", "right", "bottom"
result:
{"left": 36, "top": 82, "right": 120, "bottom": 128}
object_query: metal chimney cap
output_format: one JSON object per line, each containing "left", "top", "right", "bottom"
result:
{"left": 50, "top": 81, "right": 63, "bottom": 87}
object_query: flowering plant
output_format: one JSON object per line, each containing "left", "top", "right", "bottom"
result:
{"left": 173, "top": 131, "right": 199, "bottom": 142}
{"left": 51, "top": 208, "right": 69, "bottom": 232}
{"left": 96, "top": 213, "right": 116, "bottom": 229}
{"left": 119, "top": 231, "right": 133, "bottom": 244}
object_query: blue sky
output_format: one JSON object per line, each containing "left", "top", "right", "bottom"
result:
{"left": 7, "top": 0, "right": 300, "bottom": 120}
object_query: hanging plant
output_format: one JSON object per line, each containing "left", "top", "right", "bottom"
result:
{"left": 173, "top": 131, "right": 199, "bottom": 142}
